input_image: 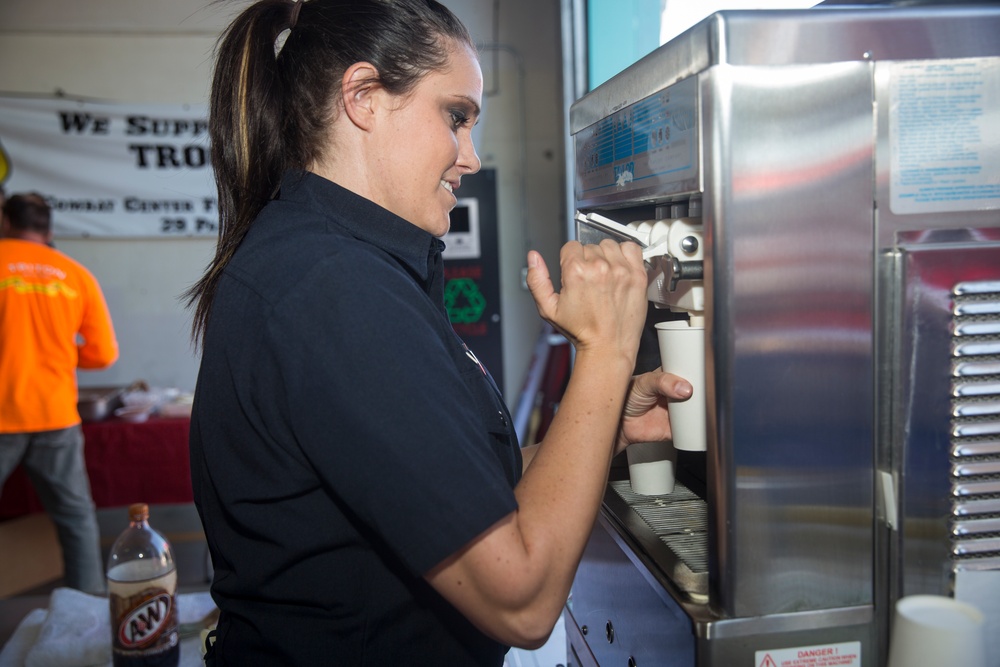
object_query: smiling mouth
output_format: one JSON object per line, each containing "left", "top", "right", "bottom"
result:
{"left": 441, "top": 180, "right": 455, "bottom": 194}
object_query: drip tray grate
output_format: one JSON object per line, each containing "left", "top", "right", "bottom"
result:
{"left": 608, "top": 479, "right": 709, "bottom": 598}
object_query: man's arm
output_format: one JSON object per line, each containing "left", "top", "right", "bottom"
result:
{"left": 77, "top": 275, "right": 118, "bottom": 369}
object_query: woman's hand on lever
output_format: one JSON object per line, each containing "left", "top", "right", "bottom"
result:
{"left": 426, "top": 239, "right": 651, "bottom": 650}
{"left": 526, "top": 239, "right": 648, "bottom": 360}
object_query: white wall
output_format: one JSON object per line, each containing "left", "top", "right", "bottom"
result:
{"left": 0, "top": 0, "right": 566, "bottom": 400}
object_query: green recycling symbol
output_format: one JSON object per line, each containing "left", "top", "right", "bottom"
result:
{"left": 444, "top": 277, "right": 486, "bottom": 324}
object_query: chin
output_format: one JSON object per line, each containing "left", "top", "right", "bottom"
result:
{"left": 427, "top": 213, "right": 452, "bottom": 238}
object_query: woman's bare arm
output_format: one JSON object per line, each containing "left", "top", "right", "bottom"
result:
{"left": 426, "top": 240, "right": 685, "bottom": 648}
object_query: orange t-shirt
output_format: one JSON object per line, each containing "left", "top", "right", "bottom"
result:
{"left": 0, "top": 238, "right": 118, "bottom": 433}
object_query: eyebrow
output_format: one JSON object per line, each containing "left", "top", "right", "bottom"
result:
{"left": 451, "top": 95, "right": 482, "bottom": 119}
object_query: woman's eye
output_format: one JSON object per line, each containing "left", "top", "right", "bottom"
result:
{"left": 450, "top": 110, "right": 469, "bottom": 128}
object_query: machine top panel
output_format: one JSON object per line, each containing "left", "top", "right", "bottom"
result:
{"left": 570, "top": 6, "right": 1000, "bottom": 134}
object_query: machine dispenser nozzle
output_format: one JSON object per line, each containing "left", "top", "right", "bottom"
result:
{"left": 574, "top": 209, "right": 705, "bottom": 312}
{"left": 638, "top": 211, "right": 707, "bottom": 456}
{"left": 653, "top": 255, "right": 704, "bottom": 293}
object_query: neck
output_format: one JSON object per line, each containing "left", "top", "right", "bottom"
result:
{"left": 4, "top": 229, "right": 51, "bottom": 245}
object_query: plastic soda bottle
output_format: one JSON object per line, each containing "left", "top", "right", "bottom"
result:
{"left": 107, "top": 503, "right": 180, "bottom": 666}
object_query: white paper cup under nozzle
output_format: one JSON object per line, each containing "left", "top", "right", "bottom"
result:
{"left": 887, "top": 595, "right": 986, "bottom": 667}
{"left": 655, "top": 318, "right": 706, "bottom": 452}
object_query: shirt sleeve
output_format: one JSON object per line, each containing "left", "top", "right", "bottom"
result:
{"left": 75, "top": 266, "right": 119, "bottom": 369}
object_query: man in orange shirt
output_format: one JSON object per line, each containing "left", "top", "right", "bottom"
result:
{"left": 0, "top": 192, "right": 118, "bottom": 594}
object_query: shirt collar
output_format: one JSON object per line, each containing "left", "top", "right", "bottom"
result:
{"left": 278, "top": 170, "right": 444, "bottom": 282}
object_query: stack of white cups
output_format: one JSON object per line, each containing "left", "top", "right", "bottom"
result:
{"left": 887, "top": 595, "right": 986, "bottom": 667}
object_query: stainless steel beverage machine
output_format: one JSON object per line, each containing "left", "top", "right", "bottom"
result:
{"left": 565, "top": 6, "right": 1000, "bottom": 666}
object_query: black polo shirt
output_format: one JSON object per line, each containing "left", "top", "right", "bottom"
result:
{"left": 190, "top": 171, "right": 522, "bottom": 666}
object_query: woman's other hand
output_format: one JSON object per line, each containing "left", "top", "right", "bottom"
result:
{"left": 615, "top": 369, "right": 693, "bottom": 456}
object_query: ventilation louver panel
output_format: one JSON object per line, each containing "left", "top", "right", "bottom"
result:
{"left": 950, "top": 280, "right": 1000, "bottom": 571}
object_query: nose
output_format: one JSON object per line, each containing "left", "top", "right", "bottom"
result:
{"left": 458, "top": 131, "right": 481, "bottom": 175}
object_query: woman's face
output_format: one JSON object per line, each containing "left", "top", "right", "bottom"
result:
{"left": 370, "top": 41, "right": 483, "bottom": 237}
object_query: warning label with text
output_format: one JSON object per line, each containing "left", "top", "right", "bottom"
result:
{"left": 755, "top": 641, "right": 861, "bottom": 667}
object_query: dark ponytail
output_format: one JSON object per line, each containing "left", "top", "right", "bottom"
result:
{"left": 186, "top": 0, "right": 474, "bottom": 345}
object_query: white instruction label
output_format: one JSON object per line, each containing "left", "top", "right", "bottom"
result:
{"left": 889, "top": 58, "right": 1000, "bottom": 215}
{"left": 755, "top": 641, "right": 861, "bottom": 667}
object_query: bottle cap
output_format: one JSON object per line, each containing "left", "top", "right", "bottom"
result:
{"left": 128, "top": 503, "right": 149, "bottom": 522}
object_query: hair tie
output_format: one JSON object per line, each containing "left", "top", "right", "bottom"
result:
{"left": 275, "top": 0, "right": 302, "bottom": 58}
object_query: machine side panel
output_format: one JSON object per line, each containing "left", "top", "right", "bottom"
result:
{"left": 702, "top": 61, "right": 876, "bottom": 617}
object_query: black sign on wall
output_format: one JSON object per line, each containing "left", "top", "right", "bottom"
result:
{"left": 443, "top": 168, "right": 504, "bottom": 394}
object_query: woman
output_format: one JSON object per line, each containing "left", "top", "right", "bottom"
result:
{"left": 187, "top": 0, "right": 692, "bottom": 664}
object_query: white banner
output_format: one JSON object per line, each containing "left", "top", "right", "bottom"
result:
{"left": 0, "top": 95, "right": 216, "bottom": 238}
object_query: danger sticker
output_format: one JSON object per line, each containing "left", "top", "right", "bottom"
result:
{"left": 755, "top": 642, "right": 861, "bottom": 667}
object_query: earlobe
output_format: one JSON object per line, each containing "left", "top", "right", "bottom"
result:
{"left": 341, "top": 62, "right": 381, "bottom": 132}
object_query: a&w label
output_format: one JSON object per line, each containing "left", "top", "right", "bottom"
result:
{"left": 108, "top": 563, "right": 179, "bottom": 659}
{"left": 117, "top": 592, "right": 172, "bottom": 647}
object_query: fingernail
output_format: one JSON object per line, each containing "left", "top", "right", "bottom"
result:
{"left": 676, "top": 381, "right": 693, "bottom": 398}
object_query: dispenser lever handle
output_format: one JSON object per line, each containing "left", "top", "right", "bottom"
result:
{"left": 666, "top": 258, "right": 704, "bottom": 291}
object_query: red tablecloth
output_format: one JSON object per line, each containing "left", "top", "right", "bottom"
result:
{"left": 0, "top": 416, "right": 193, "bottom": 520}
